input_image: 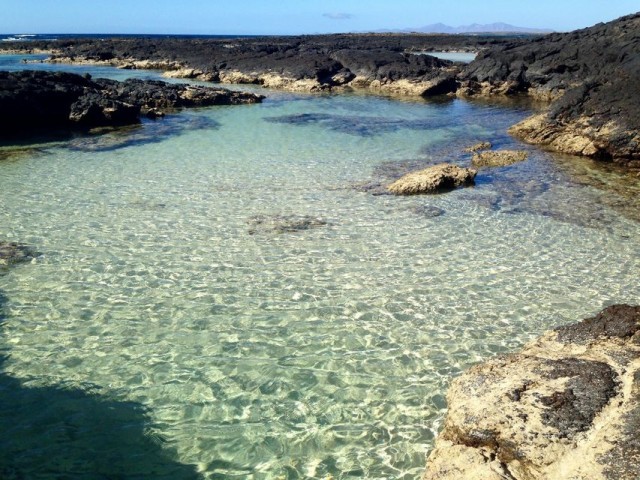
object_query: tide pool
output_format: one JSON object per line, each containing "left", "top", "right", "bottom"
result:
{"left": 1, "top": 55, "right": 639, "bottom": 479}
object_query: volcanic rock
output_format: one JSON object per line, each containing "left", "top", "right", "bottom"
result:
{"left": 463, "top": 141, "right": 492, "bottom": 153}
{"left": 247, "top": 215, "right": 328, "bottom": 235}
{"left": 459, "top": 13, "right": 640, "bottom": 163}
{"left": 0, "top": 70, "right": 263, "bottom": 135}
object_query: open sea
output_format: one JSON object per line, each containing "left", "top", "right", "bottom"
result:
{"left": 1, "top": 53, "right": 639, "bottom": 479}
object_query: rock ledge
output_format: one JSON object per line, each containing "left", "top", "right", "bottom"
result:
{"left": 423, "top": 304, "right": 640, "bottom": 480}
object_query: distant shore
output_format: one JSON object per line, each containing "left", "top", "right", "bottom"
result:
{"left": 2, "top": 15, "right": 638, "bottom": 167}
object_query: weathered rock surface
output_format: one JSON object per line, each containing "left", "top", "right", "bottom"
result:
{"left": 463, "top": 141, "right": 492, "bottom": 153}
{"left": 424, "top": 304, "right": 640, "bottom": 480}
{"left": 460, "top": 13, "right": 640, "bottom": 164}
{"left": 387, "top": 163, "right": 477, "bottom": 195}
{"left": 0, "top": 71, "right": 263, "bottom": 134}
{"left": 471, "top": 149, "right": 529, "bottom": 167}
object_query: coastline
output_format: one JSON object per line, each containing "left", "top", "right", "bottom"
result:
{"left": 1, "top": 14, "right": 639, "bottom": 479}
{"left": 2, "top": 14, "right": 638, "bottom": 167}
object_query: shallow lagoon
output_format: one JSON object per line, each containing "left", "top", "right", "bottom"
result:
{"left": 1, "top": 55, "right": 639, "bottom": 479}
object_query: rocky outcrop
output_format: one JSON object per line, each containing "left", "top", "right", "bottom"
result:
{"left": 471, "top": 149, "right": 529, "bottom": 167}
{"left": 459, "top": 13, "right": 640, "bottom": 164}
{"left": 0, "top": 71, "right": 263, "bottom": 134}
{"left": 424, "top": 304, "right": 640, "bottom": 480}
{"left": 387, "top": 163, "right": 477, "bottom": 195}
{"left": 2, "top": 34, "right": 499, "bottom": 97}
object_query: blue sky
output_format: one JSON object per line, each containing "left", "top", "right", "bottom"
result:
{"left": 1, "top": 0, "right": 638, "bottom": 34}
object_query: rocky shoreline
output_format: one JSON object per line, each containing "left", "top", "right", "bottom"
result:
{"left": 0, "top": 70, "right": 263, "bottom": 134}
{"left": 459, "top": 13, "right": 640, "bottom": 167}
{"left": 424, "top": 304, "right": 640, "bottom": 480}
{"left": 1, "top": 14, "right": 639, "bottom": 479}
{"left": 2, "top": 13, "right": 638, "bottom": 165}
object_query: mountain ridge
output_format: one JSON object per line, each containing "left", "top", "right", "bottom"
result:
{"left": 395, "top": 22, "right": 554, "bottom": 34}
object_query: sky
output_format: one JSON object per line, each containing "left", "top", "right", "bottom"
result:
{"left": 1, "top": 0, "right": 638, "bottom": 35}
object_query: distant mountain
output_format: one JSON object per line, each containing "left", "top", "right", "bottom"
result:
{"left": 403, "top": 22, "right": 554, "bottom": 34}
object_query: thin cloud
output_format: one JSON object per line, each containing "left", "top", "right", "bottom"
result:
{"left": 323, "top": 13, "right": 354, "bottom": 20}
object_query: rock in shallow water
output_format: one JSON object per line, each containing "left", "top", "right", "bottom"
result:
{"left": 471, "top": 149, "right": 529, "bottom": 167}
{"left": 0, "top": 241, "right": 39, "bottom": 268}
{"left": 387, "top": 163, "right": 477, "bottom": 195}
{"left": 463, "top": 141, "right": 492, "bottom": 153}
{"left": 424, "top": 304, "right": 640, "bottom": 480}
{"left": 247, "top": 214, "right": 328, "bottom": 235}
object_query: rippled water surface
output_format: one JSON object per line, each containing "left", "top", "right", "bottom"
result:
{"left": 1, "top": 55, "right": 639, "bottom": 479}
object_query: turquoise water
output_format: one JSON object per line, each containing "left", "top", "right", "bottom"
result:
{"left": 1, "top": 55, "right": 639, "bottom": 479}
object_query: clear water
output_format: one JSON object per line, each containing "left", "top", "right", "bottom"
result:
{"left": 1, "top": 55, "right": 639, "bottom": 479}
{"left": 412, "top": 51, "right": 477, "bottom": 63}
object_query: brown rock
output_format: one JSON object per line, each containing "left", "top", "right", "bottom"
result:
{"left": 471, "top": 149, "right": 529, "bottom": 167}
{"left": 463, "top": 141, "right": 492, "bottom": 153}
{"left": 387, "top": 163, "right": 476, "bottom": 195}
{"left": 423, "top": 304, "right": 640, "bottom": 480}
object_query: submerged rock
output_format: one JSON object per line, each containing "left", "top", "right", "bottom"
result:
{"left": 264, "top": 112, "right": 450, "bottom": 137}
{"left": 247, "top": 215, "right": 328, "bottom": 235}
{"left": 471, "top": 149, "right": 529, "bottom": 167}
{"left": 0, "top": 241, "right": 39, "bottom": 268}
{"left": 409, "top": 205, "right": 446, "bottom": 217}
{"left": 463, "top": 141, "right": 492, "bottom": 153}
{"left": 424, "top": 304, "right": 640, "bottom": 480}
{"left": 387, "top": 163, "right": 477, "bottom": 195}
{"left": 68, "top": 114, "right": 220, "bottom": 152}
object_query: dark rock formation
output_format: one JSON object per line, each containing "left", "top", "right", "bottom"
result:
{"left": 2, "top": 34, "right": 510, "bottom": 96}
{"left": 424, "top": 304, "right": 640, "bottom": 480}
{"left": 2, "top": 15, "right": 638, "bottom": 162}
{"left": 0, "top": 71, "right": 263, "bottom": 135}
{"left": 555, "top": 304, "right": 640, "bottom": 344}
{"left": 460, "top": 13, "right": 640, "bottom": 164}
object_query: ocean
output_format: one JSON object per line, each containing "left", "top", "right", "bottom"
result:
{"left": 1, "top": 54, "right": 639, "bottom": 479}
{"left": 0, "top": 33, "right": 261, "bottom": 42}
